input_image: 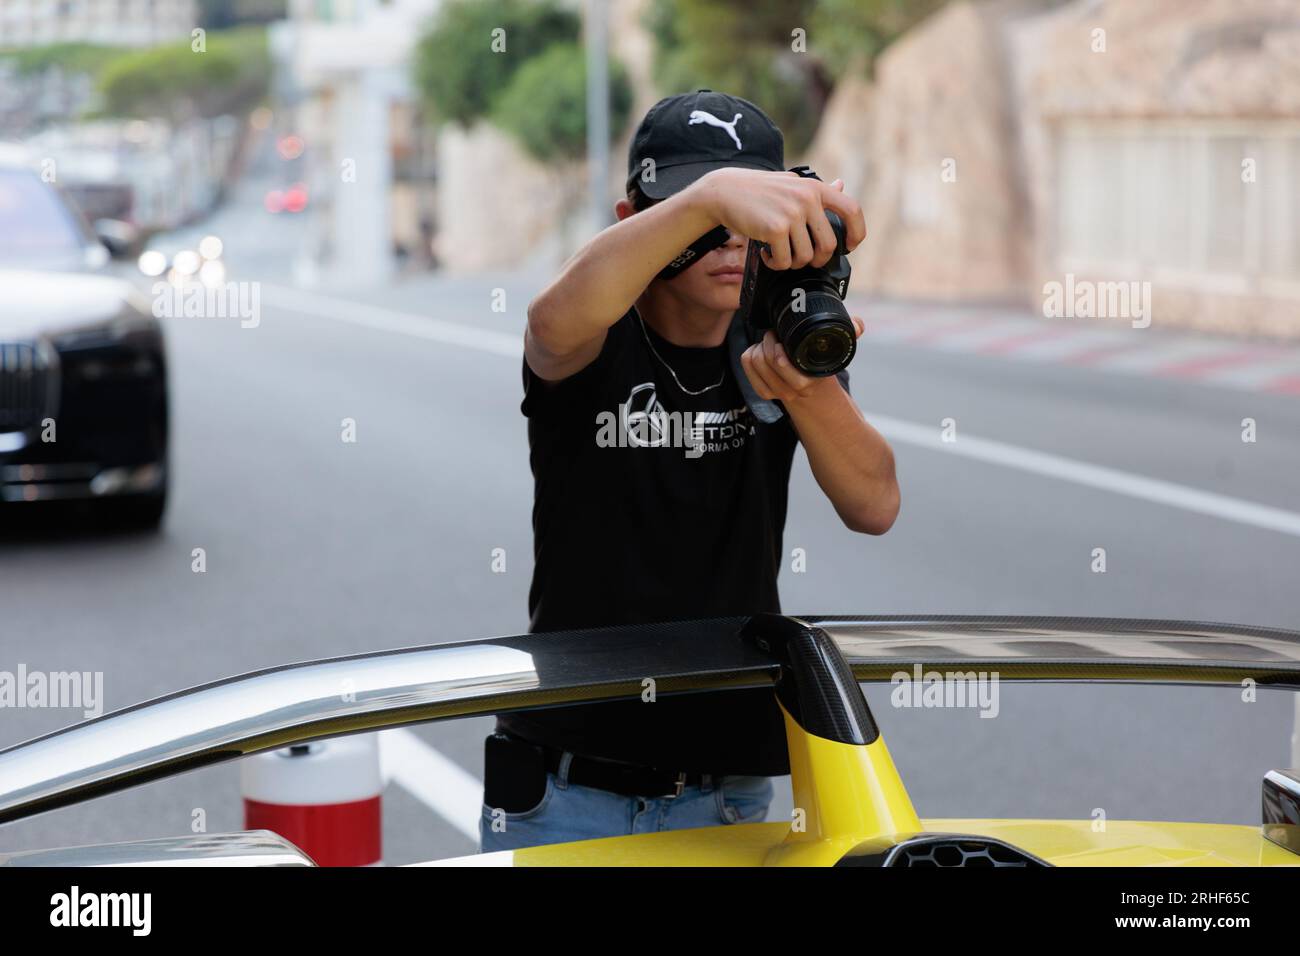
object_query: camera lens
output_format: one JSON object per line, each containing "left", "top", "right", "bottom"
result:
{"left": 798, "top": 326, "right": 853, "bottom": 371}
{"left": 790, "top": 323, "right": 854, "bottom": 375}
{"left": 778, "top": 292, "right": 856, "bottom": 376}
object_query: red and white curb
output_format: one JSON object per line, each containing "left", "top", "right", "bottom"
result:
{"left": 852, "top": 299, "right": 1300, "bottom": 396}
{"left": 242, "top": 736, "right": 384, "bottom": 866}
{"left": 240, "top": 729, "right": 484, "bottom": 863}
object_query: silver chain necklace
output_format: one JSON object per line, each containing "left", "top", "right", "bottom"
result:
{"left": 637, "top": 313, "right": 727, "bottom": 396}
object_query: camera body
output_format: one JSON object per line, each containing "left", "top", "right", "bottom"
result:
{"left": 734, "top": 166, "right": 855, "bottom": 377}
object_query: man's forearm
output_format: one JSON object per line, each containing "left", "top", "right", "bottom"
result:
{"left": 527, "top": 166, "right": 869, "bottom": 361}
{"left": 785, "top": 380, "right": 900, "bottom": 535}
{"left": 528, "top": 189, "right": 717, "bottom": 356}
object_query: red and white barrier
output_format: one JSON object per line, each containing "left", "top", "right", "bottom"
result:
{"left": 241, "top": 735, "right": 383, "bottom": 866}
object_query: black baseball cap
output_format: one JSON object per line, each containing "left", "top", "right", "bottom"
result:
{"left": 626, "top": 90, "right": 784, "bottom": 200}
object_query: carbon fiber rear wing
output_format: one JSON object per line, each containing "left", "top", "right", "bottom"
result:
{"left": 812, "top": 614, "right": 1300, "bottom": 686}
{"left": 1, "top": 614, "right": 1298, "bottom": 826}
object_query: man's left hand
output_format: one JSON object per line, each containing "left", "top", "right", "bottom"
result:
{"left": 739, "top": 315, "right": 865, "bottom": 404}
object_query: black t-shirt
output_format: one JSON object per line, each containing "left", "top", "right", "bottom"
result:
{"left": 497, "top": 306, "right": 847, "bottom": 776}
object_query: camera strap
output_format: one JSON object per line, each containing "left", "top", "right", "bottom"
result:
{"left": 656, "top": 225, "right": 731, "bottom": 280}
{"left": 726, "top": 313, "right": 784, "bottom": 424}
{"left": 654, "top": 224, "right": 784, "bottom": 422}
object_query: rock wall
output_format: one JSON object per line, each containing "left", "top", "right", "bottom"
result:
{"left": 807, "top": 0, "right": 1300, "bottom": 337}
{"left": 1013, "top": 0, "right": 1300, "bottom": 337}
{"left": 836, "top": 0, "right": 1034, "bottom": 302}
{"left": 433, "top": 121, "right": 580, "bottom": 272}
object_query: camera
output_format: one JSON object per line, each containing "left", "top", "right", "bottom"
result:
{"left": 734, "top": 166, "right": 855, "bottom": 377}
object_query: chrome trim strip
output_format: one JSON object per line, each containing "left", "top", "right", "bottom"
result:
{"left": 1, "top": 462, "right": 99, "bottom": 482}
{"left": 0, "top": 462, "right": 165, "bottom": 501}
{"left": 0, "top": 830, "right": 315, "bottom": 867}
{"left": 3, "top": 482, "right": 96, "bottom": 502}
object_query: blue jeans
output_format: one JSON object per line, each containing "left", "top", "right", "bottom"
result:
{"left": 479, "top": 750, "right": 775, "bottom": 852}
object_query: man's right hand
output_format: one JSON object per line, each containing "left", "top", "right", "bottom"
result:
{"left": 684, "top": 167, "right": 867, "bottom": 272}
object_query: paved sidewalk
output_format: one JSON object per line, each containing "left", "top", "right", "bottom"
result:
{"left": 852, "top": 297, "right": 1300, "bottom": 396}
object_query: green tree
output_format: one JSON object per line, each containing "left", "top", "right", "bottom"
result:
{"left": 413, "top": 0, "right": 580, "bottom": 128}
{"left": 645, "top": 0, "right": 824, "bottom": 152}
{"left": 643, "top": 0, "right": 951, "bottom": 152}
{"left": 96, "top": 27, "right": 269, "bottom": 120}
{"left": 491, "top": 42, "right": 632, "bottom": 163}
{"left": 809, "top": 0, "right": 949, "bottom": 78}
{"left": 0, "top": 42, "right": 121, "bottom": 78}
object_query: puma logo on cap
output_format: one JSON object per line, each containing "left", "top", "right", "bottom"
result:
{"left": 687, "top": 109, "right": 743, "bottom": 150}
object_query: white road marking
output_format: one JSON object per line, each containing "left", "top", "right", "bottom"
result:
{"left": 869, "top": 412, "right": 1300, "bottom": 539}
{"left": 1212, "top": 354, "right": 1300, "bottom": 388}
{"left": 407, "top": 851, "right": 515, "bottom": 866}
{"left": 378, "top": 728, "right": 483, "bottom": 841}
{"left": 258, "top": 284, "right": 1300, "bottom": 540}
{"left": 260, "top": 283, "right": 523, "bottom": 358}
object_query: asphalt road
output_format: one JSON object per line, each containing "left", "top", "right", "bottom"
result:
{"left": 2, "top": 168, "right": 1299, "bottom": 865}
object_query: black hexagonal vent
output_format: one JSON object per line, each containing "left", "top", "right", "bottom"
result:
{"left": 889, "top": 838, "right": 1042, "bottom": 867}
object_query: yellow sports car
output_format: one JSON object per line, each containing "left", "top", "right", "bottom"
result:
{"left": 1, "top": 614, "right": 1297, "bottom": 866}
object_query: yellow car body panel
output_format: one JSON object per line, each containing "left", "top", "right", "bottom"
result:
{"left": 467, "top": 699, "right": 1298, "bottom": 867}
{"left": 496, "top": 819, "right": 1298, "bottom": 867}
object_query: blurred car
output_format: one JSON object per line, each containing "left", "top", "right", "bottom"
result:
{"left": 0, "top": 151, "right": 168, "bottom": 529}
{"left": 137, "top": 231, "right": 227, "bottom": 288}
{"left": 264, "top": 181, "right": 308, "bottom": 214}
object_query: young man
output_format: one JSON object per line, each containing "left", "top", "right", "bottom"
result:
{"left": 479, "top": 90, "right": 899, "bottom": 853}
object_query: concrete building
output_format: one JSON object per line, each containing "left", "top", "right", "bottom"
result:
{"left": 0, "top": 0, "right": 197, "bottom": 47}
{"left": 808, "top": 0, "right": 1300, "bottom": 338}
{"left": 280, "top": 0, "right": 443, "bottom": 287}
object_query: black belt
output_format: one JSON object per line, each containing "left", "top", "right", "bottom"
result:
{"left": 518, "top": 734, "right": 711, "bottom": 799}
